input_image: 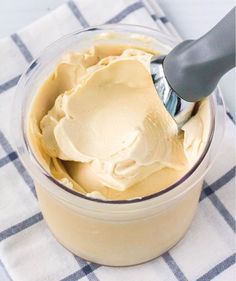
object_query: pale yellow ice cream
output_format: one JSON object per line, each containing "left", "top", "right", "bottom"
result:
{"left": 28, "top": 44, "right": 211, "bottom": 200}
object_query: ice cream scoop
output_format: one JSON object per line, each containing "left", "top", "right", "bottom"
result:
{"left": 150, "top": 8, "right": 235, "bottom": 125}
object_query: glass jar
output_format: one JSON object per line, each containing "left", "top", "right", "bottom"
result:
{"left": 13, "top": 25, "right": 225, "bottom": 266}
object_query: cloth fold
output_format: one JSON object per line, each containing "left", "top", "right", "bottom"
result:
{"left": 0, "top": 0, "right": 235, "bottom": 280}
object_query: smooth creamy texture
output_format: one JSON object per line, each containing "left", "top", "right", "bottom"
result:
{"left": 28, "top": 44, "right": 211, "bottom": 200}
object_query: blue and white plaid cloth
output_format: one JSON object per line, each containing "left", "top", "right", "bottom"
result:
{"left": 0, "top": 0, "right": 235, "bottom": 280}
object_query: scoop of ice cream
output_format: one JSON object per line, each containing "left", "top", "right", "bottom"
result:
{"left": 28, "top": 44, "right": 211, "bottom": 200}
{"left": 40, "top": 49, "right": 188, "bottom": 191}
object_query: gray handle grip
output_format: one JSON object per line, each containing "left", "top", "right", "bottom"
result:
{"left": 163, "top": 8, "right": 236, "bottom": 102}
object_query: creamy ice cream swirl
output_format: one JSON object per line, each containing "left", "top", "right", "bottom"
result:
{"left": 28, "top": 45, "right": 211, "bottom": 200}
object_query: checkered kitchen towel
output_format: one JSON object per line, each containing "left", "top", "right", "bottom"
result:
{"left": 0, "top": 0, "right": 235, "bottom": 280}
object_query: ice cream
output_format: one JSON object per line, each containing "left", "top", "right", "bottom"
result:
{"left": 22, "top": 27, "right": 217, "bottom": 266}
{"left": 28, "top": 44, "right": 211, "bottom": 200}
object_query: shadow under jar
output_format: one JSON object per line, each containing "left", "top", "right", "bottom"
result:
{"left": 13, "top": 25, "right": 225, "bottom": 266}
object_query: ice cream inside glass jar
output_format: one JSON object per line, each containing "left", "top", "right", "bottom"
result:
{"left": 14, "top": 26, "right": 222, "bottom": 266}
{"left": 28, "top": 34, "right": 212, "bottom": 201}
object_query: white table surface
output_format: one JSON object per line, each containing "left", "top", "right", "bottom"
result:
{"left": 0, "top": 0, "right": 235, "bottom": 279}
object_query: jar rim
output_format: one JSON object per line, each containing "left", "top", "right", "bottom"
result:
{"left": 13, "top": 24, "right": 225, "bottom": 205}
